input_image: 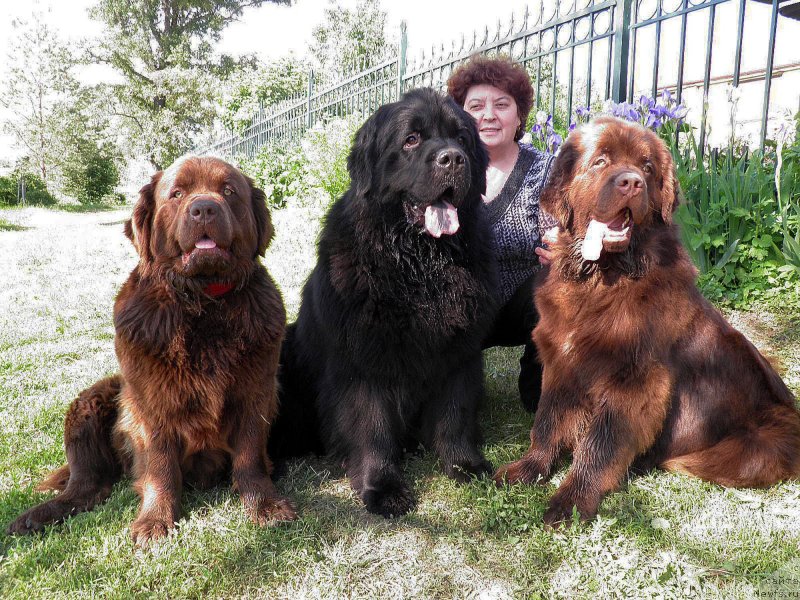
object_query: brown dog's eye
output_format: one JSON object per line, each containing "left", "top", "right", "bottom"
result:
{"left": 593, "top": 157, "right": 607, "bottom": 168}
{"left": 223, "top": 186, "right": 233, "bottom": 196}
{"left": 403, "top": 133, "right": 421, "bottom": 149}
{"left": 172, "top": 190, "right": 183, "bottom": 199}
{"left": 643, "top": 163, "right": 653, "bottom": 175}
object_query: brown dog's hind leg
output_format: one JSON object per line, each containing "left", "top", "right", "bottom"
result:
{"left": 662, "top": 405, "right": 800, "bottom": 488}
{"left": 8, "top": 376, "right": 123, "bottom": 535}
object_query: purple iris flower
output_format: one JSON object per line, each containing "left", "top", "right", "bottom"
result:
{"left": 638, "top": 95, "right": 656, "bottom": 110}
{"left": 547, "top": 132, "right": 563, "bottom": 154}
{"left": 650, "top": 104, "right": 669, "bottom": 119}
{"left": 616, "top": 102, "right": 639, "bottom": 122}
{"left": 645, "top": 113, "right": 663, "bottom": 130}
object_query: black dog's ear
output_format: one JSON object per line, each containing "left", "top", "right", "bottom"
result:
{"left": 540, "top": 135, "right": 581, "bottom": 229}
{"left": 248, "top": 176, "right": 274, "bottom": 256}
{"left": 347, "top": 106, "right": 386, "bottom": 197}
{"left": 125, "top": 171, "right": 162, "bottom": 260}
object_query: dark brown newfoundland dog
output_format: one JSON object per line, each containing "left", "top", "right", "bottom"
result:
{"left": 269, "top": 89, "right": 498, "bottom": 517}
{"left": 8, "top": 156, "right": 295, "bottom": 546}
{"left": 496, "top": 116, "right": 800, "bottom": 526}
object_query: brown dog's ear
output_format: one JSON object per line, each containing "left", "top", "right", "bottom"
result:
{"left": 658, "top": 160, "right": 682, "bottom": 225}
{"left": 126, "top": 171, "right": 162, "bottom": 260}
{"left": 249, "top": 178, "right": 274, "bottom": 256}
{"left": 540, "top": 135, "right": 581, "bottom": 229}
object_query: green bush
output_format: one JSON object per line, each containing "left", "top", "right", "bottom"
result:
{"left": 301, "top": 114, "right": 363, "bottom": 204}
{"left": 240, "top": 114, "right": 362, "bottom": 209}
{"left": 62, "top": 141, "right": 121, "bottom": 205}
{"left": 667, "top": 118, "right": 800, "bottom": 308}
{"left": 0, "top": 175, "right": 16, "bottom": 205}
{"left": 0, "top": 172, "right": 56, "bottom": 206}
{"left": 241, "top": 144, "right": 310, "bottom": 210}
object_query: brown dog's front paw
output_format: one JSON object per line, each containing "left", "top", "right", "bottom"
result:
{"left": 493, "top": 458, "right": 548, "bottom": 486}
{"left": 7, "top": 500, "right": 77, "bottom": 536}
{"left": 543, "top": 493, "right": 595, "bottom": 529}
{"left": 249, "top": 496, "right": 297, "bottom": 526}
{"left": 7, "top": 511, "right": 45, "bottom": 536}
{"left": 130, "top": 516, "right": 174, "bottom": 547}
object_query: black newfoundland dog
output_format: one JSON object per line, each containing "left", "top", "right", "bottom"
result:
{"left": 271, "top": 88, "right": 498, "bottom": 517}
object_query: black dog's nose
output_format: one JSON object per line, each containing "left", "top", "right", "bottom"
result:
{"left": 189, "top": 199, "right": 219, "bottom": 223}
{"left": 615, "top": 172, "right": 644, "bottom": 195}
{"left": 435, "top": 148, "right": 466, "bottom": 169}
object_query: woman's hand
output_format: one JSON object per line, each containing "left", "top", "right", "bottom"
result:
{"left": 535, "top": 227, "right": 559, "bottom": 266}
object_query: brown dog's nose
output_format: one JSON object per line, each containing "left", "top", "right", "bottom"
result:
{"left": 615, "top": 172, "right": 644, "bottom": 196}
{"left": 189, "top": 199, "right": 219, "bottom": 223}
{"left": 435, "top": 148, "right": 466, "bottom": 170}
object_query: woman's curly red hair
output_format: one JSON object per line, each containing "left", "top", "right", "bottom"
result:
{"left": 447, "top": 55, "right": 534, "bottom": 141}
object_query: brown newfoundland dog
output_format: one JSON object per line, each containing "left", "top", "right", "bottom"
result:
{"left": 496, "top": 116, "right": 800, "bottom": 526}
{"left": 8, "top": 156, "right": 295, "bottom": 546}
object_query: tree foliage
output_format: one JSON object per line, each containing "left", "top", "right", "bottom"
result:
{"left": 222, "top": 54, "right": 309, "bottom": 132}
{"left": 0, "top": 13, "right": 80, "bottom": 185}
{"left": 88, "top": 0, "right": 288, "bottom": 169}
{"left": 310, "top": 0, "right": 392, "bottom": 82}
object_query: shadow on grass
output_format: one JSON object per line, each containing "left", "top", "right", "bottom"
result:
{"left": 51, "top": 203, "right": 130, "bottom": 213}
{"left": 0, "top": 219, "right": 28, "bottom": 232}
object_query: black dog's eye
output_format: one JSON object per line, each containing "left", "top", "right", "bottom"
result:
{"left": 403, "top": 133, "right": 421, "bottom": 149}
{"left": 457, "top": 134, "right": 468, "bottom": 147}
{"left": 593, "top": 157, "right": 607, "bottom": 168}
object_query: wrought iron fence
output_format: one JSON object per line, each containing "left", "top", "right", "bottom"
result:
{"left": 198, "top": 0, "right": 799, "bottom": 160}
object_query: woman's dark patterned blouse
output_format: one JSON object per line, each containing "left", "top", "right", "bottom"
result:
{"left": 484, "top": 144, "right": 556, "bottom": 305}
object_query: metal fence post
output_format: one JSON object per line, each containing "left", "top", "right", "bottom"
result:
{"left": 611, "top": 0, "right": 633, "bottom": 102}
{"left": 306, "top": 69, "right": 315, "bottom": 129}
{"left": 397, "top": 21, "right": 407, "bottom": 100}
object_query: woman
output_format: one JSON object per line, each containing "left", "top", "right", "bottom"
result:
{"left": 447, "top": 54, "right": 556, "bottom": 413}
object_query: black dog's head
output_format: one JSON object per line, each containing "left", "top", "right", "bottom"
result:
{"left": 347, "top": 88, "right": 488, "bottom": 238}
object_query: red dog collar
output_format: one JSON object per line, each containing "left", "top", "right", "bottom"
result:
{"left": 204, "top": 282, "right": 235, "bottom": 297}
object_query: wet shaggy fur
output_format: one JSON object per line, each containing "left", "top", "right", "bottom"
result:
{"left": 495, "top": 117, "right": 800, "bottom": 526}
{"left": 8, "top": 157, "right": 296, "bottom": 546}
{"left": 270, "top": 89, "right": 499, "bottom": 517}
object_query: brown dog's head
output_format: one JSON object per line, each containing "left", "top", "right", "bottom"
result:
{"left": 124, "top": 156, "right": 273, "bottom": 293}
{"left": 541, "top": 116, "right": 680, "bottom": 261}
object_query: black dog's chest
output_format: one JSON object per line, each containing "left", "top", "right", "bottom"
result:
{"left": 358, "top": 241, "right": 482, "bottom": 333}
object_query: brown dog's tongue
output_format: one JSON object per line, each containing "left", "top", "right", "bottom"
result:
{"left": 582, "top": 219, "right": 607, "bottom": 261}
{"left": 424, "top": 201, "right": 459, "bottom": 238}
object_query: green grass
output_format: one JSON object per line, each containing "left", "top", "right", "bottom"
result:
{"left": 1, "top": 201, "right": 799, "bottom": 599}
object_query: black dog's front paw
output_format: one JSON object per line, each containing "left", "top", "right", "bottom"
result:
{"left": 445, "top": 458, "right": 493, "bottom": 483}
{"left": 362, "top": 482, "right": 416, "bottom": 518}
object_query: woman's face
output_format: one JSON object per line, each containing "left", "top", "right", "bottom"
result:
{"left": 463, "top": 84, "right": 521, "bottom": 152}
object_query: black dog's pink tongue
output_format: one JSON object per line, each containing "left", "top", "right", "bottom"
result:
{"left": 424, "top": 200, "right": 459, "bottom": 238}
